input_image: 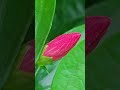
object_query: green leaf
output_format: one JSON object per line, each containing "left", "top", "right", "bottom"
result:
{"left": 3, "top": 43, "right": 34, "bottom": 90}
{"left": 35, "top": 0, "right": 56, "bottom": 62}
{"left": 35, "top": 25, "right": 85, "bottom": 90}
{"left": 35, "top": 62, "right": 59, "bottom": 90}
{"left": 35, "top": 0, "right": 56, "bottom": 89}
{"left": 51, "top": 25, "right": 85, "bottom": 90}
{"left": 35, "top": 0, "right": 85, "bottom": 88}
{"left": 0, "top": 0, "right": 33, "bottom": 89}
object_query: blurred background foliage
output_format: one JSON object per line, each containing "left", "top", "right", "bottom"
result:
{"left": 86, "top": 0, "right": 104, "bottom": 8}
{"left": 0, "top": 0, "right": 34, "bottom": 89}
{"left": 86, "top": 0, "right": 120, "bottom": 88}
{"left": 1, "top": 0, "right": 119, "bottom": 89}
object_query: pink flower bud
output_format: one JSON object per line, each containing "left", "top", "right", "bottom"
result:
{"left": 86, "top": 16, "right": 111, "bottom": 55}
{"left": 20, "top": 40, "right": 35, "bottom": 73}
{"left": 43, "top": 32, "right": 81, "bottom": 60}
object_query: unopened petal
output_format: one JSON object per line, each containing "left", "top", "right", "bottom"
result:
{"left": 44, "top": 32, "right": 81, "bottom": 60}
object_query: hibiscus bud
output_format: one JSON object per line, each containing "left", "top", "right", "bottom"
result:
{"left": 43, "top": 32, "right": 81, "bottom": 60}
{"left": 86, "top": 16, "right": 111, "bottom": 55}
{"left": 20, "top": 40, "right": 35, "bottom": 73}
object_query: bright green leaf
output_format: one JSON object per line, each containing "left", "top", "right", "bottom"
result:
{"left": 35, "top": 0, "right": 56, "bottom": 89}
{"left": 35, "top": 25, "right": 85, "bottom": 90}
{"left": 35, "top": 0, "right": 56, "bottom": 62}
{"left": 51, "top": 25, "right": 85, "bottom": 90}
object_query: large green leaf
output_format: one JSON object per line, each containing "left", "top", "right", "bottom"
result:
{"left": 51, "top": 25, "right": 85, "bottom": 90}
{"left": 35, "top": 25, "right": 85, "bottom": 90}
{"left": 35, "top": 0, "right": 56, "bottom": 89}
{"left": 35, "top": 0, "right": 56, "bottom": 62}
{"left": 47, "top": 0, "right": 85, "bottom": 42}
{"left": 0, "top": 0, "right": 33, "bottom": 89}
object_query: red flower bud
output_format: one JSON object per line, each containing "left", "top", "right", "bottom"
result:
{"left": 20, "top": 40, "right": 35, "bottom": 73}
{"left": 43, "top": 32, "right": 81, "bottom": 60}
{"left": 86, "top": 16, "right": 111, "bottom": 55}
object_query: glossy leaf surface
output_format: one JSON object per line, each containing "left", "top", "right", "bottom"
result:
{"left": 51, "top": 25, "right": 85, "bottom": 90}
{"left": 35, "top": 0, "right": 56, "bottom": 62}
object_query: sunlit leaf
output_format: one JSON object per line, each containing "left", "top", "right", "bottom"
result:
{"left": 35, "top": 0, "right": 56, "bottom": 89}
{"left": 51, "top": 25, "right": 85, "bottom": 90}
{"left": 35, "top": 0, "right": 56, "bottom": 62}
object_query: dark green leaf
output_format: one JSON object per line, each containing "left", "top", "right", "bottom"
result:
{"left": 0, "top": 0, "right": 33, "bottom": 88}
{"left": 86, "top": 33, "right": 120, "bottom": 88}
{"left": 86, "top": 0, "right": 120, "bottom": 88}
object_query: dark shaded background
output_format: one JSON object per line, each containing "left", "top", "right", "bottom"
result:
{"left": 86, "top": 0, "right": 120, "bottom": 89}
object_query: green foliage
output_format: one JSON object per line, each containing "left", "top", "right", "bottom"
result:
{"left": 35, "top": 25, "right": 85, "bottom": 90}
{"left": 0, "top": 0, "right": 33, "bottom": 89}
{"left": 86, "top": 33, "right": 120, "bottom": 88}
{"left": 51, "top": 25, "right": 85, "bottom": 90}
{"left": 86, "top": 0, "right": 120, "bottom": 88}
{"left": 47, "top": 0, "right": 85, "bottom": 42}
{"left": 35, "top": 0, "right": 85, "bottom": 90}
{"left": 35, "top": 0, "right": 56, "bottom": 62}
{"left": 35, "top": 0, "right": 56, "bottom": 89}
